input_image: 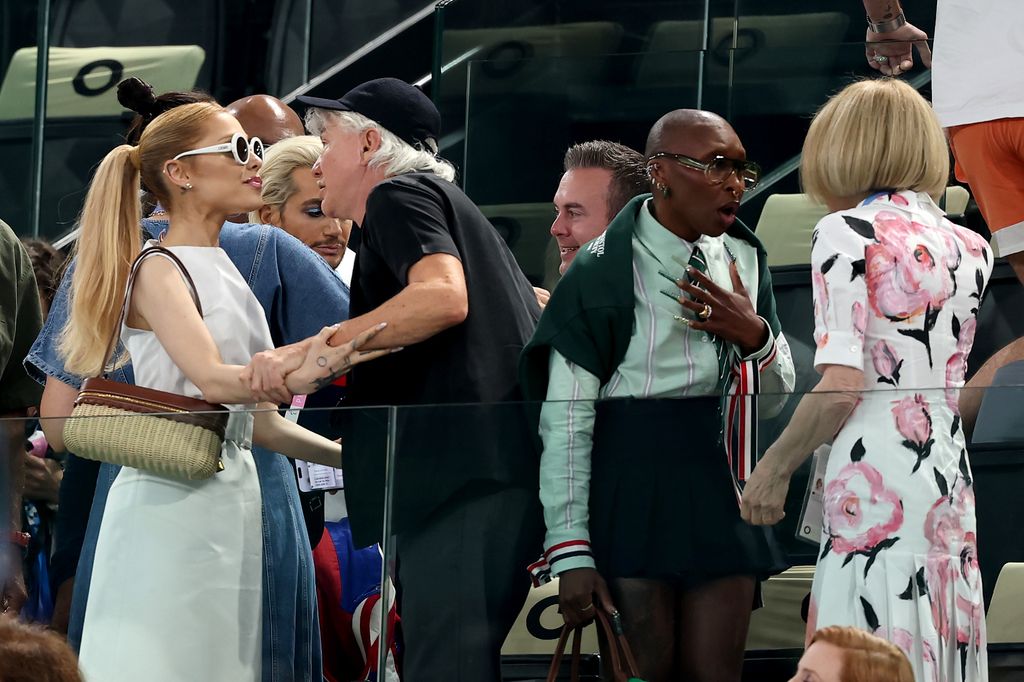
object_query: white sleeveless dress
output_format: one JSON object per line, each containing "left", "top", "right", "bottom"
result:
{"left": 79, "top": 244, "right": 272, "bottom": 682}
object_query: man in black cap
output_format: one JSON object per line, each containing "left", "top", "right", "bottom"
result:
{"left": 252, "top": 78, "right": 544, "bottom": 680}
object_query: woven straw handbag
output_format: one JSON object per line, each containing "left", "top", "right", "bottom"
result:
{"left": 62, "top": 246, "right": 229, "bottom": 480}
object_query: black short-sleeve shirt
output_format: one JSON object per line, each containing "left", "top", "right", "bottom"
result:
{"left": 342, "top": 173, "right": 542, "bottom": 543}
{"left": 348, "top": 172, "right": 540, "bottom": 407}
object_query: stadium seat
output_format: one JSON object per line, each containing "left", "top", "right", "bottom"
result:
{"left": 479, "top": 201, "right": 559, "bottom": 287}
{"left": 987, "top": 563, "right": 1024, "bottom": 643}
{"left": 438, "top": 22, "right": 625, "bottom": 100}
{"left": 0, "top": 45, "right": 205, "bottom": 120}
{"left": 755, "top": 187, "right": 974, "bottom": 268}
{"left": 637, "top": 14, "right": 849, "bottom": 90}
{"left": 636, "top": 14, "right": 849, "bottom": 118}
{"left": 502, "top": 566, "right": 814, "bottom": 658}
{"left": 754, "top": 194, "right": 825, "bottom": 268}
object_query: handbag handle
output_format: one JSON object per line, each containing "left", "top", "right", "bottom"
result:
{"left": 545, "top": 622, "right": 582, "bottom": 682}
{"left": 595, "top": 609, "right": 641, "bottom": 680}
{"left": 98, "top": 245, "right": 203, "bottom": 376}
{"left": 545, "top": 610, "right": 642, "bottom": 682}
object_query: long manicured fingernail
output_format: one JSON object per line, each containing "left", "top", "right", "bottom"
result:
{"left": 657, "top": 270, "right": 682, "bottom": 286}
{"left": 376, "top": 322, "right": 388, "bottom": 330}
{"left": 659, "top": 290, "right": 681, "bottom": 304}
{"left": 673, "top": 315, "right": 691, "bottom": 326}
{"left": 390, "top": 347, "right": 404, "bottom": 353}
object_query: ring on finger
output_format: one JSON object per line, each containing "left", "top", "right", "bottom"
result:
{"left": 873, "top": 54, "right": 889, "bottom": 63}
{"left": 698, "top": 303, "right": 713, "bottom": 321}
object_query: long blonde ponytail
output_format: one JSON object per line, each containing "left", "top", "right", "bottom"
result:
{"left": 59, "top": 145, "right": 141, "bottom": 377}
{"left": 59, "top": 101, "right": 224, "bottom": 378}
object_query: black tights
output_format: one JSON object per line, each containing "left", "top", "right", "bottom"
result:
{"left": 599, "top": 575, "right": 756, "bottom": 682}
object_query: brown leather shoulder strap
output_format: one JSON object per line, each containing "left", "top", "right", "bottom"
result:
{"left": 594, "top": 610, "right": 641, "bottom": 681}
{"left": 98, "top": 245, "right": 203, "bottom": 375}
{"left": 546, "top": 624, "right": 577, "bottom": 682}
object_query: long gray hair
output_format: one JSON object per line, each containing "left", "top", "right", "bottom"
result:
{"left": 305, "top": 108, "right": 456, "bottom": 182}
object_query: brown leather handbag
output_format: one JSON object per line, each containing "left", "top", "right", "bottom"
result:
{"left": 546, "top": 609, "right": 645, "bottom": 682}
{"left": 62, "top": 246, "right": 229, "bottom": 480}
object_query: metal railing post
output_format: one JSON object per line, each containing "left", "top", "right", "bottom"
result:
{"left": 29, "top": 0, "right": 51, "bottom": 237}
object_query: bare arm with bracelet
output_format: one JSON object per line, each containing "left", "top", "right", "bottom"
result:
{"left": 862, "top": 0, "right": 933, "bottom": 76}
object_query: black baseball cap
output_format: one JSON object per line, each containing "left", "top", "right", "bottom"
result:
{"left": 298, "top": 78, "right": 441, "bottom": 150}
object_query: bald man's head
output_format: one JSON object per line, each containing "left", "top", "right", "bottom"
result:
{"left": 644, "top": 109, "right": 732, "bottom": 158}
{"left": 226, "top": 95, "right": 304, "bottom": 146}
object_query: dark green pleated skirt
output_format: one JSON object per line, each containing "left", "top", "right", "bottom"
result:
{"left": 588, "top": 397, "right": 789, "bottom": 582}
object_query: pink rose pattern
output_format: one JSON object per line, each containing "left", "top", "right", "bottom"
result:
{"left": 852, "top": 301, "right": 867, "bottom": 341}
{"left": 821, "top": 197, "right": 987, "bottom": 369}
{"left": 919, "top": 474, "right": 983, "bottom": 663}
{"left": 892, "top": 394, "right": 935, "bottom": 472}
{"left": 812, "top": 269, "right": 829, "bottom": 350}
{"left": 946, "top": 317, "right": 977, "bottom": 416}
{"left": 871, "top": 340, "right": 903, "bottom": 386}
{"left": 821, "top": 447, "right": 903, "bottom": 575}
{"left": 860, "top": 597, "right": 941, "bottom": 682}
{"left": 864, "top": 210, "right": 956, "bottom": 322}
{"left": 812, "top": 270, "right": 829, "bottom": 320}
{"left": 951, "top": 222, "right": 989, "bottom": 261}
{"left": 881, "top": 627, "right": 939, "bottom": 682}
{"left": 813, "top": 192, "right": 990, "bottom": 682}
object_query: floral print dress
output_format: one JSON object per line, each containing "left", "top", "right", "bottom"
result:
{"left": 807, "top": 191, "right": 992, "bottom": 682}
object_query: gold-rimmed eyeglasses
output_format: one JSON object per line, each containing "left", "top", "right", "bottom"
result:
{"left": 648, "top": 152, "right": 761, "bottom": 191}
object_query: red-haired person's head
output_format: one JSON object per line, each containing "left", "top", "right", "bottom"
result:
{"left": 0, "top": 618, "right": 84, "bottom": 682}
{"left": 789, "top": 626, "right": 914, "bottom": 682}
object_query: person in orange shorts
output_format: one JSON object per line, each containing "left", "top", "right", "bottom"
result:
{"left": 948, "top": 121, "right": 1024, "bottom": 272}
{"left": 861, "top": 0, "right": 1024, "bottom": 281}
{"left": 860, "top": 0, "right": 1024, "bottom": 431}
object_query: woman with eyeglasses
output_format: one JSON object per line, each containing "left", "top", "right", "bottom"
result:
{"left": 742, "top": 79, "right": 991, "bottom": 682}
{"left": 521, "top": 108, "right": 795, "bottom": 681}
{"left": 60, "top": 102, "right": 392, "bottom": 681}
{"left": 252, "top": 135, "right": 352, "bottom": 271}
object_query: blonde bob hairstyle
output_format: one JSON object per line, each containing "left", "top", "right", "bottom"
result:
{"left": 59, "top": 101, "right": 224, "bottom": 376}
{"left": 800, "top": 78, "right": 949, "bottom": 206}
{"left": 810, "top": 626, "right": 914, "bottom": 682}
{"left": 249, "top": 135, "right": 323, "bottom": 223}
{"left": 305, "top": 108, "right": 456, "bottom": 183}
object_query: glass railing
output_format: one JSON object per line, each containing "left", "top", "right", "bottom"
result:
{"left": 270, "top": 0, "right": 438, "bottom": 100}
{"left": 5, "top": 374, "right": 1024, "bottom": 678}
{"left": 0, "top": 0, "right": 438, "bottom": 240}
{"left": 431, "top": 0, "right": 939, "bottom": 135}
{"left": 430, "top": 2, "right": 946, "bottom": 265}
{"left": 0, "top": 0, "right": 216, "bottom": 240}
{"left": 454, "top": 40, "right": 935, "bottom": 232}
{"left": 1, "top": 0, "right": 945, "bottom": 246}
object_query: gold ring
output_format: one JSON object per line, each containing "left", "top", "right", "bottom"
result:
{"left": 698, "top": 303, "right": 712, "bottom": 321}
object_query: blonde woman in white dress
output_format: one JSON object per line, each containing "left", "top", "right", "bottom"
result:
{"left": 57, "top": 102, "right": 390, "bottom": 681}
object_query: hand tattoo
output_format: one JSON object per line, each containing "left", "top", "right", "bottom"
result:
{"left": 310, "top": 357, "right": 353, "bottom": 391}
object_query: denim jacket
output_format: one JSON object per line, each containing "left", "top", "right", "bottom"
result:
{"left": 24, "top": 219, "right": 349, "bottom": 682}
{"left": 26, "top": 219, "right": 348, "bottom": 383}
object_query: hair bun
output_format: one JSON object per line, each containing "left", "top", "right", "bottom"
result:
{"left": 117, "top": 77, "right": 159, "bottom": 116}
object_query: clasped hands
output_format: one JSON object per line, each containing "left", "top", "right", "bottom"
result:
{"left": 241, "top": 321, "right": 399, "bottom": 403}
{"left": 865, "top": 21, "right": 931, "bottom": 77}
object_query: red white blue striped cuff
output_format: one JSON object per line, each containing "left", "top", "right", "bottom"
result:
{"left": 528, "top": 539, "right": 594, "bottom": 587}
